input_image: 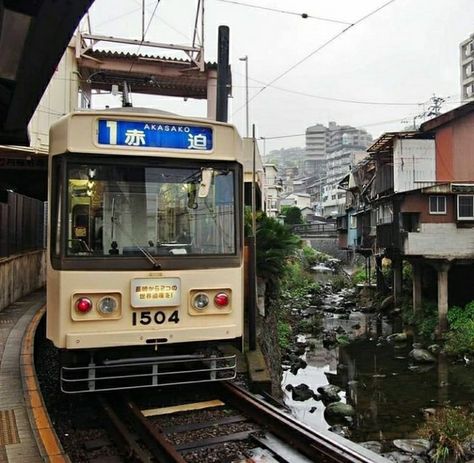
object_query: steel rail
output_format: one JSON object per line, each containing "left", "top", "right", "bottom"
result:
{"left": 219, "top": 381, "right": 383, "bottom": 463}
{"left": 97, "top": 394, "right": 186, "bottom": 463}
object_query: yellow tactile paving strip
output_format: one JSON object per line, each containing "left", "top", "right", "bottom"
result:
{"left": 20, "top": 306, "right": 68, "bottom": 463}
{"left": 0, "top": 410, "right": 19, "bottom": 446}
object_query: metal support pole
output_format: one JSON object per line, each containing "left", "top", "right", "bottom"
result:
{"left": 216, "top": 26, "right": 229, "bottom": 122}
{"left": 248, "top": 124, "right": 257, "bottom": 351}
{"left": 239, "top": 56, "right": 249, "bottom": 137}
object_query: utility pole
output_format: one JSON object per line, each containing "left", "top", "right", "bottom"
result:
{"left": 239, "top": 56, "right": 249, "bottom": 137}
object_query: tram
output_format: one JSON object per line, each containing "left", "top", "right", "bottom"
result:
{"left": 47, "top": 108, "right": 244, "bottom": 392}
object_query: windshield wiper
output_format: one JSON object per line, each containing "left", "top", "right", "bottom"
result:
{"left": 110, "top": 216, "right": 161, "bottom": 269}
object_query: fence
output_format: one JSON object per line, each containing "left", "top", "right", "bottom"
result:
{"left": 0, "top": 191, "right": 45, "bottom": 258}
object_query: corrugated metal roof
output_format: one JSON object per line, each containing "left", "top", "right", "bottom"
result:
{"left": 85, "top": 49, "right": 217, "bottom": 67}
{"left": 367, "top": 131, "right": 429, "bottom": 153}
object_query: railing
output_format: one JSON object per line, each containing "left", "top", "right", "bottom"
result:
{"left": 290, "top": 223, "right": 337, "bottom": 235}
{"left": 0, "top": 191, "right": 45, "bottom": 258}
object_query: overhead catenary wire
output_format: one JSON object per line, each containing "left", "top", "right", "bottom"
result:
{"left": 128, "top": 0, "right": 161, "bottom": 74}
{"left": 232, "top": 0, "right": 398, "bottom": 116}
{"left": 216, "top": 0, "right": 353, "bottom": 25}
{"left": 233, "top": 71, "right": 425, "bottom": 107}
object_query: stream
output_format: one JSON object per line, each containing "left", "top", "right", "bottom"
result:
{"left": 281, "top": 283, "right": 474, "bottom": 459}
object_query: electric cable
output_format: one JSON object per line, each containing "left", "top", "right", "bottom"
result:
{"left": 232, "top": 0, "right": 398, "bottom": 115}
{"left": 216, "top": 0, "right": 353, "bottom": 25}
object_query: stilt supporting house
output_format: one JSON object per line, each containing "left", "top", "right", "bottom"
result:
{"left": 434, "top": 261, "right": 450, "bottom": 334}
{"left": 412, "top": 262, "right": 423, "bottom": 313}
{"left": 392, "top": 257, "right": 403, "bottom": 306}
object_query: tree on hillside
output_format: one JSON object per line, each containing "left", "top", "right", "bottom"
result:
{"left": 282, "top": 206, "right": 303, "bottom": 225}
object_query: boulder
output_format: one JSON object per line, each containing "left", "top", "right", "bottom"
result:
{"left": 289, "top": 358, "right": 307, "bottom": 375}
{"left": 359, "top": 441, "right": 383, "bottom": 454}
{"left": 317, "top": 384, "right": 342, "bottom": 403}
{"left": 324, "top": 402, "right": 355, "bottom": 418}
{"left": 328, "top": 424, "right": 350, "bottom": 437}
{"left": 381, "top": 451, "right": 423, "bottom": 463}
{"left": 408, "top": 364, "right": 435, "bottom": 373}
{"left": 287, "top": 383, "right": 315, "bottom": 402}
{"left": 428, "top": 344, "right": 441, "bottom": 355}
{"left": 409, "top": 347, "right": 436, "bottom": 363}
{"left": 393, "top": 439, "right": 431, "bottom": 455}
{"left": 387, "top": 332, "right": 408, "bottom": 343}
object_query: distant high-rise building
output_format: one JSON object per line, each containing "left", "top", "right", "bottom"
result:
{"left": 461, "top": 33, "right": 474, "bottom": 102}
{"left": 305, "top": 122, "right": 372, "bottom": 217}
{"left": 304, "top": 123, "right": 328, "bottom": 177}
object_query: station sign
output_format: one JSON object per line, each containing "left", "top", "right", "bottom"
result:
{"left": 97, "top": 119, "right": 213, "bottom": 151}
{"left": 130, "top": 278, "right": 181, "bottom": 308}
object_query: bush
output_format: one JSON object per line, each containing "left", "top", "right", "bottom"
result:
{"left": 277, "top": 320, "right": 292, "bottom": 349}
{"left": 351, "top": 265, "right": 375, "bottom": 285}
{"left": 297, "top": 316, "right": 322, "bottom": 335}
{"left": 444, "top": 302, "right": 474, "bottom": 355}
{"left": 403, "top": 302, "right": 438, "bottom": 339}
{"left": 419, "top": 406, "right": 474, "bottom": 462}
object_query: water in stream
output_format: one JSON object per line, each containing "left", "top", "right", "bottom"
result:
{"left": 281, "top": 286, "right": 474, "bottom": 449}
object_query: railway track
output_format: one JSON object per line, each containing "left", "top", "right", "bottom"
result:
{"left": 97, "top": 381, "right": 385, "bottom": 463}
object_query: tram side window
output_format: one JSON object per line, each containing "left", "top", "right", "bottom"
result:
{"left": 65, "top": 160, "right": 237, "bottom": 257}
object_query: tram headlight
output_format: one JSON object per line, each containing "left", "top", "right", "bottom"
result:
{"left": 192, "top": 293, "right": 209, "bottom": 310}
{"left": 97, "top": 296, "right": 118, "bottom": 315}
{"left": 76, "top": 297, "right": 93, "bottom": 313}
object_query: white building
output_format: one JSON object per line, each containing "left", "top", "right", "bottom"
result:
{"left": 304, "top": 123, "right": 327, "bottom": 177}
{"left": 280, "top": 192, "right": 311, "bottom": 210}
{"left": 461, "top": 33, "right": 474, "bottom": 102}
{"left": 263, "top": 164, "right": 283, "bottom": 218}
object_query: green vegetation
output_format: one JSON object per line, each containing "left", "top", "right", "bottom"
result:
{"left": 444, "top": 301, "right": 474, "bottom": 355}
{"left": 419, "top": 406, "right": 474, "bottom": 462}
{"left": 336, "top": 335, "right": 350, "bottom": 346}
{"left": 281, "top": 205, "right": 304, "bottom": 225}
{"left": 255, "top": 214, "right": 302, "bottom": 285}
{"left": 277, "top": 320, "right": 292, "bottom": 349}
{"left": 403, "top": 301, "right": 438, "bottom": 339}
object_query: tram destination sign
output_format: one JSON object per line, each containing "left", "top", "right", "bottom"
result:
{"left": 97, "top": 119, "right": 213, "bottom": 151}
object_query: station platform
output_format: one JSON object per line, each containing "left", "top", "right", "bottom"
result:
{"left": 0, "top": 290, "right": 45, "bottom": 463}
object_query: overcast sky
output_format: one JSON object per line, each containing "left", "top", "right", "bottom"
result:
{"left": 86, "top": 0, "right": 474, "bottom": 152}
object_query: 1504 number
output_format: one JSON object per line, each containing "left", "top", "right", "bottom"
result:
{"left": 132, "top": 310, "right": 180, "bottom": 326}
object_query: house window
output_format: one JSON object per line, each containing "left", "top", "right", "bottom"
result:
{"left": 350, "top": 215, "right": 357, "bottom": 229}
{"left": 458, "top": 195, "right": 474, "bottom": 220}
{"left": 429, "top": 196, "right": 446, "bottom": 214}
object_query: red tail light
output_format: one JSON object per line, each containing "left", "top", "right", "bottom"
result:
{"left": 214, "top": 292, "right": 229, "bottom": 307}
{"left": 76, "top": 297, "right": 92, "bottom": 313}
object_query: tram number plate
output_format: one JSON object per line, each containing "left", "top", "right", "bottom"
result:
{"left": 132, "top": 310, "right": 180, "bottom": 326}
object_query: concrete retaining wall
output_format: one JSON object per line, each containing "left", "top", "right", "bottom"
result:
{"left": 0, "top": 250, "right": 46, "bottom": 311}
{"left": 309, "top": 237, "right": 349, "bottom": 261}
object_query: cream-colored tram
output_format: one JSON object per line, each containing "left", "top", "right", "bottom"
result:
{"left": 47, "top": 108, "right": 244, "bottom": 393}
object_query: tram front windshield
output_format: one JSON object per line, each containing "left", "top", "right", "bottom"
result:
{"left": 63, "top": 158, "right": 237, "bottom": 257}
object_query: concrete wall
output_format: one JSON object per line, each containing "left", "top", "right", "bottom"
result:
{"left": 403, "top": 223, "right": 474, "bottom": 257}
{"left": 0, "top": 251, "right": 46, "bottom": 311}
{"left": 309, "top": 237, "right": 348, "bottom": 261}
{"left": 401, "top": 192, "right": 455, "bottom": 223}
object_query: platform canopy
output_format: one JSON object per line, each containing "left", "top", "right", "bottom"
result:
{"left": 0, "top": 0, "right": 94, "bottom": 145}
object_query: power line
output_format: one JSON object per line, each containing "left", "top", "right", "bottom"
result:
{"left": 233, "top": 70, "right": 423, "bottom": 107}
{"left": 260, "top": 115, "right": 419, "bottom": 141}
{"left": 233, "top": 0, "right": 398, "bottom": 115}
{"left": 216, "top": 0, "right": 353, "bottom": 25}
{"left": 129, "top": 0, "right": 161, "bottom": 73}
